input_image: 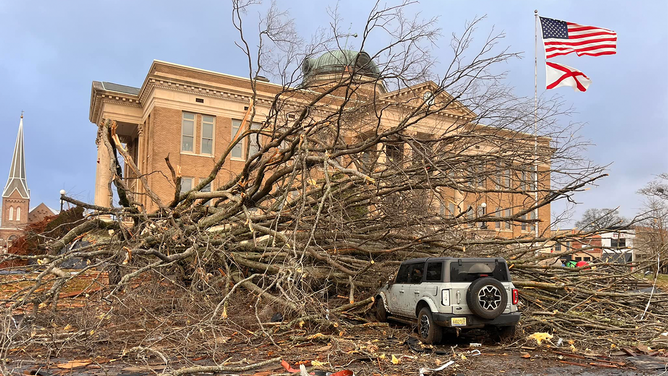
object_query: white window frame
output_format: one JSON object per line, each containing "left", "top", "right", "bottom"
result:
{"left": 231, "top": 120, "right": 264, "bottom": 161}
{"left": 201, "top": 115, "right": 215, "bottom": 155}
{"left": 231, "top": 119, "right": 244, "bottom": 160}
{"left": 181, "top": 112, "right": 196, "bottom": 153}
{"left": 181, "top": 177, "right": 194, "bottom": 194}
{"left": 248, "top": 122, "right": 263, "bottom": 158}
{"left": 16, "top": 207, "right": 20, "bottom": 221}
{"left": 8, "top": 207, "right": 13, "bottom": 221}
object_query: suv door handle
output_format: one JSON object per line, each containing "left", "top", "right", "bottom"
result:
{"left": 399, "top": 290, "right": 405, "bottom": 293}
{"left": 414, "top": 291, "right": 420, "bottom": 294}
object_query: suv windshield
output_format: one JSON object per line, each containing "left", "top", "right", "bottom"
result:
{"left": 450, "top": 261, "right": 509, "bottom": 282}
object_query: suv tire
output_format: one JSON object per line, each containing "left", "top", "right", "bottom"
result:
{"left": 417, "top": 307, "right": 442, "bottom": 344}
{"left": 375, "top": 296, "right": 387, "bottom": 322}
{"left": 466, "top": 277, "right": 508, "bottom": 320}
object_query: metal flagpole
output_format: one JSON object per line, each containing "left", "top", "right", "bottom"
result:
{"left": 534, "top": 10, "right": 540, "bottom": 238}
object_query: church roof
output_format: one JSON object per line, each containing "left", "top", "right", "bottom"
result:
{"left": 3, "top": 115, "right": 30, "bottom": 199}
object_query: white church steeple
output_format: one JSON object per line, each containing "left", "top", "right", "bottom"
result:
{"left": 2, "top": 114, "right": 30, "bottom": 199}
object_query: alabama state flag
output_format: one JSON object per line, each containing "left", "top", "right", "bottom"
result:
{"left": 546, "top": 62, "right": 592, "bottom": 92}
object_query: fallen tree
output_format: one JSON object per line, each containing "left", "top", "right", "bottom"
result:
{"left": 1, "top": 1, "right": 665, "bottom": 370}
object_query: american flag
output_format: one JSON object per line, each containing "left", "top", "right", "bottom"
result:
{"left": 540, "top": 16, "right": 617, "bottom": 59}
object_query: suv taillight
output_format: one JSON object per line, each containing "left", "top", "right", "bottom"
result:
{"left": 512, "top": 289, "right": 519, "bottom": 305}
{"left": 441, "top": 289, "right": 450, "bottom": 306}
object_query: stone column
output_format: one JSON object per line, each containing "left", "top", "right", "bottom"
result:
{"left": 94, "top": 125, "right": 113, "bottom": 208}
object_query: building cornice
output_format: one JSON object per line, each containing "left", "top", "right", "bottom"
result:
{"left": 89, "top": 81, "right": 142, "bottom": 124}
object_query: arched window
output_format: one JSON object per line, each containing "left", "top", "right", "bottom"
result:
{"left": 8, "top": 235, "right": 17, "bottom": 248}
{"left": 8, "top": 207, "right": 13, "bottom": 221}
{"left": 16, "top": 207, "right": 21, "bottom": 221}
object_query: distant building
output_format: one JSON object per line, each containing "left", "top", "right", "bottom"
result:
{"left": 551, "top": 227, "right": 636, "bottom": 264}
{"left": 0, "top": 115, "right": 56, "bottom": 253}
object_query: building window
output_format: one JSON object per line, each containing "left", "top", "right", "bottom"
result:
{"left": 495, "top": 207, "right": 501, "bottom": 229}
{"left": 231, "top": 120, "right": 243, "bottom": 159}
{"left": 530, "top": 211, "right": 536, "bottom": 232}
{"left": 495, "top": 162, "right": 503, "bottom": 189}
{"left": 248, "top": 122, "right": 262, "bottom": 157}
{"left": 476, "top": 206, "right": 484, "bottom": 227}
{"left": 555, "top": 242, "right": 562, "bottom": 252}
{"left": 181, "top": 112, "right": 195, "bottom": 152}
{"left": 16, "top": 207, "right": 20, "bottom": 221}
{"left": 199, "top": 178, "right": 213, "bottom": 205}
{"left": 505, "top": 209, "right": 512, "bottom": 230}
{"left": 231, "top": 120, "right": 263, "bottom": 160}
{"left": 360, "top": 145, "right": 377, "bottom": 172}
{"left": 474, "top": 164, "right": 485, "bottom": 187}
{"left": 8, "top": 207, "right": 13, "bottom": 221}
{"left": 386, "top": 143, "right": 404, "bottom": 164}
{"left": 611, "top": 238, "right": 626, "bottom": 248}
{"left": 521, "top": 214, "right": 528, "bottom": 231}
{"left": 201, "top": 115, "right": 214, "bottom": 155}
{"left": 504, "top": 169, "right": 511, "bottom": 189}
{"left": 521, "top": 170, "right": 528, "bottom": 191}
{"left": 200, "top": 179, "right": 212, "bottom": 193}
{"left": 181, "top": 177, "right": 194, "bottom": 194}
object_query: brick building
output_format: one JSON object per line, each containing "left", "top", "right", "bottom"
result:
{"left": 89, "top": 55, "right": 551, "bottom": 239}
{"left": 0, "top": 115, "right": 56, "bottom": 252}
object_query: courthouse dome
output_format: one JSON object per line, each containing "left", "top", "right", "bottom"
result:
{"left": 302, "top": 50, "right": 381, "bottom": 82}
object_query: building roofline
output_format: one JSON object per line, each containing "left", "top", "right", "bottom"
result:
{"left": 137, "top": 60, "right": 288, "bottom": 100}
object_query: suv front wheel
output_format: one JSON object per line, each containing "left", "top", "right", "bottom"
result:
{"left": 374, "top": 296, "right": 387, "bottom": 322}
{"left": 417, "top": 307, "right": 442, "bottom": 344}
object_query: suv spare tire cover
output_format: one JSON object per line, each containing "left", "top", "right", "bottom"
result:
{"left": 466, "top": 277, "right": 508, "bottom": 320}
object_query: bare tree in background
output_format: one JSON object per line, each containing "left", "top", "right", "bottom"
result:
{"left": 636, "top": 173, "right": 668, "bottom": 273}
{"left": 574, "top": 207, "right": 628, "bottom": 231}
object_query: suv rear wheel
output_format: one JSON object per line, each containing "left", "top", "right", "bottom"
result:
{"left": 417, "top": 307, "right": 442, "bottom": 344}
{"left": 466, "top": 277, "right": 508, "bottom": 320}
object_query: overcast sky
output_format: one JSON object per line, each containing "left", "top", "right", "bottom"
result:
{"left": 0, "top": 0, "right": 666, "bottom": 227}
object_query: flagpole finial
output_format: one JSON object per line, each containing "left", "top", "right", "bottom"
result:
{"left": 534, "top": 10, "right": 538, "bottom": 14}
{"left": 20, "top": 111, "right": 23, "bottom": 119}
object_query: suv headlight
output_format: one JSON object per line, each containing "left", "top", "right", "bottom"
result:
{"left": 441, "top": 289, "right": 450, "bottom": 306}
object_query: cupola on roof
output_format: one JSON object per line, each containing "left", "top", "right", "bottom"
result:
{"left": 302, "top": 50, "right": 381, "bottom": 82}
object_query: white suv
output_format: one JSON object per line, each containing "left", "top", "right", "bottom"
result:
{"left": 375, "top": 257, "right": 520, "bottom": 344}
